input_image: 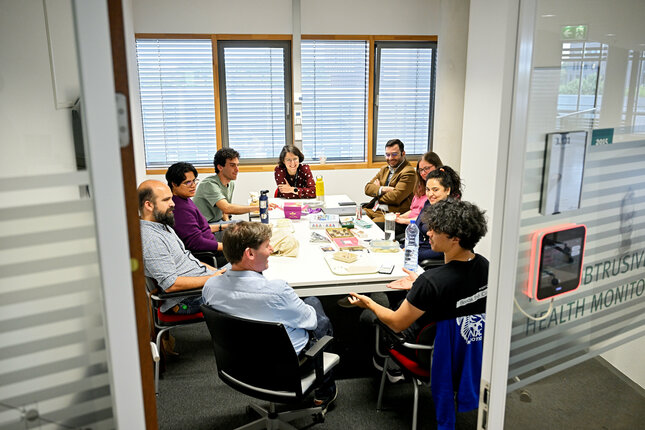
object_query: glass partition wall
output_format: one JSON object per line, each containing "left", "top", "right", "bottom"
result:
{"left": 499, "top": 0, "right": 645, "bottom": 427}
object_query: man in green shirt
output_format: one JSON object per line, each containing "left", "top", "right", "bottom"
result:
{"left": 194, "top": 148, "right": 260, "bottom": 226}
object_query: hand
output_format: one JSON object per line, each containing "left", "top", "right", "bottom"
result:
{"left": 381, "top": 186, "right": 394, "bottom": 193}
{"left": 211, "top": 268, "right": 227, "bottom": 277}
{"left": 268, "top": 202, "right": 280, "bottom": 210}
{"left": 395, "top": 214, "right": 410, "bottom": 225}
{"left": 386, "top": 267, "right": 418, "bottom": 290}
{"left": 347, "top": 292, "right": 370, "bottom": 309}
{"left": 373, "top": 178, "right": 381, "bottom": 187}
{"left": 277, "top": 183, "right": 293, "bottom": 194}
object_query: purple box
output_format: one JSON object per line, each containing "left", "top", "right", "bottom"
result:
{"left": 284, "top": 203, "right": 302, "bottom": 219}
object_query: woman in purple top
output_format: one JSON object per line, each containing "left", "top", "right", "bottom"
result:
{"left": 166, "top": 162, "right": 228, "bottom": 253}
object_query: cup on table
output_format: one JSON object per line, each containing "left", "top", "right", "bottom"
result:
{"left": 384, "top": 212, "right": 396, "bottom": 241}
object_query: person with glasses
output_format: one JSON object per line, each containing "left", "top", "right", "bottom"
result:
{"left": 166, "top": 162, "right": 227, "bottom": 259}
{"left": 274, "top": 145, "right": 316, "bottom": 199}
{"left": 363, "top": 139, "right": 417, "bottom": 223}
{"left": 394, "top": 151, "right": 444, "bottom": 233}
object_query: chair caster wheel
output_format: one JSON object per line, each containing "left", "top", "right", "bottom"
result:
{"left": 313, "top": 413, "right": 325, "bottom": 423}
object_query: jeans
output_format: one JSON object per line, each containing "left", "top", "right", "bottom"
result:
{"left": 170, "top": 295, "right": 204, "bottom": 315}
{"left": 300, "top": 296, "right": 335, "bottom": 398}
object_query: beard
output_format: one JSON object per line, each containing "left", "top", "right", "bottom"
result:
{"left": 153, "top": 208, "right": 175, "bottom": 227}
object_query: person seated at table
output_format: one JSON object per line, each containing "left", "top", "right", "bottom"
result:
{"left": 348, "top": 199, "right": 488, "bottom": 355}
{"left": 274, "top": 145, "right": 316, "bottom": 199}
{"left": 202, "top": 221, "right": 338, "bottom": 412}
{"left": 417, "top": 165, "right": 463, "bottom": 263}
{"left": 138, "top": 180, "right": 226, "bottom": 315}
{"left": 194, "top": 148, "right": 261, "bottom": 229}
{"left": 393, "top": 151, "right": 443, "bottom": 238}
{"left": 165, "top": 162, "right": 228, "bottom": 265}
{"left": 363, "top": 139, "right": 416, "bottom": 223}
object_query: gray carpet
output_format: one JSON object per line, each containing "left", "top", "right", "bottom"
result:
{"left": 156, "top": 323, "right": 645, "bottom": 430}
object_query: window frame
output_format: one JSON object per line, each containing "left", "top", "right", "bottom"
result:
{"left": 216, "top": 39, "right": 293, "bottom": 164}
{"left": 372, "top": 40, "right": 438, "bottom": 162}
{"left": 136, "top": 34, "right": 438, "bottom": 174}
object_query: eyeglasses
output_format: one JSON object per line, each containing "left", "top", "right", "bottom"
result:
{"left": 182, "top": 178, "right": 200, "bottom": 187}
{"left": 385, "top": 152, "right": 400, "bottom": 158}
{"left": 419, "top": 166, "right": 434, "bottom": 174}
{"left": 284, "top": 157, "right": 299, "bottom": 163}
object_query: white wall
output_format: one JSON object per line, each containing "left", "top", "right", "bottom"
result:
{"left": 128, "top": 0, "right": 469, "bottom": 188}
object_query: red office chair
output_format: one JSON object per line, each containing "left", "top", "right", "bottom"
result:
{"left": 374, "top": 315, "right": 485, "bottom": 430}
{"left": 144, "top": 276, "right": 204, "bottom": 395}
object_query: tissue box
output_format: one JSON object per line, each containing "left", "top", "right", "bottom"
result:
{"left": 309, "top": 213, "right": 339, "bottom": 229}
{"left": 283, "top": 203, "right": 302, "bottom": 220}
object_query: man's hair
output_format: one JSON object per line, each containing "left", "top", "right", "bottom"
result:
{"left": 213, "top": 148, "right": 240, "bottom": 173}
{"left": 414, "top": 151, "right": 444, "bottom": 197}
{"left": 385, "top": 138, "right": 404, "bottom": 153}
{"left": 165, "top": 162, "right": 198, "bottom": 190}
{"left": 222, "top": 221, "right": 272, "bottom": 264}
{"left": 278, "top": 145, "right": 305, "bottom": 168}
{"left": 138, "top": 183, "right": 155, "bottom": 212}
{"left": 420, "top": 199, "right": 487, "bottom": 251}
{"left": 426, "top": 165, "right": 463, "bottom": 199}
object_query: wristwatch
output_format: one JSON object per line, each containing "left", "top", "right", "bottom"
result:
{"left": 293, "top": 187, "right": 299, "bottom": 195}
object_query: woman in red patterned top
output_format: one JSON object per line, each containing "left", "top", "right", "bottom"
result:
{"left": 274, "top": 145, "right": 316, "bottom": 199}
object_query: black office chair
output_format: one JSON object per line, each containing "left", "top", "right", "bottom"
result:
{"left": 144, "top": 277, "right": 204, "bottom": 395}
{"left": 201, "top": 305, "right": 340, "bottom": 429}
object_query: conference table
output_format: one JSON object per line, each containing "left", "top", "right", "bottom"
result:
{"left": 259, "top": 195, "right": 417, "bottom": 297}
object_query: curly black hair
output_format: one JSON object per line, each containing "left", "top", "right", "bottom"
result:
{"left": 420, "top": 199, "right": 487, "bottom": 251}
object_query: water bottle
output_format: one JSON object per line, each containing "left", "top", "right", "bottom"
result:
{"left": 315, "top": 175, "right": 325, "bottom": 201}
{"left": 403, "top": 220, "right": 419, "bottom": 271}
{"left": 259, "top": 190, "right": 269, "bottom": 224}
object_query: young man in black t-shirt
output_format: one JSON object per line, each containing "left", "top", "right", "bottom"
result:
{"left": 349, "top": 199, "right": 489, "bottom": 342}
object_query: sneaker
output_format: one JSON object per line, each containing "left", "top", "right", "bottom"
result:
{"left": 372, "top": 356, "right": 405, "bottom": 383}
{"left": 313, "top": 385, "right": 338, "bottom": 413}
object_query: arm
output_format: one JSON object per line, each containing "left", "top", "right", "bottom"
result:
{"left": 173, "top": 203, "right": 220, "bottom": 252}
{"left": 215, "top": 199, "right": 259, "bottom": 215}
{"left": 364, "top": 169, "right": 385, "bottom": 197}
{"left": 348, "top": 293, "right": 424, "bottom": 333}
{"left": 166, "top": 268, "right": 226, "bottom": 293}
{"left": 395, "top": 211, "right": 411, "bottom": 225}
{"left": 299, "top": 165, "right": 316, "bottom": 198}
{"left": 377, "top": 168, "right": 416, "bottom": 205}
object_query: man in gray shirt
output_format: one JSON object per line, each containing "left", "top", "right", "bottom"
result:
{"left": 138, "top": 180, "right": 225, "bottom": 314}
{"left": 193, "top": 148, "right": 260, "bottom": 224}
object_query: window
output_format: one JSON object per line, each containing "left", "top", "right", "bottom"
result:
{"left": 373, "top": 42, "right": 437, "bottom": 158}
{"left": 135, "top": 39, "right": 216, "bottom": 167}
{"left": 301, "top": 40, "right": 369, "bottom": 162}
{"left": 217, "top": 40, "right": 292, "bottom": 162}
{"left": 557, "top": 42, "right": 608, "bottom": 129}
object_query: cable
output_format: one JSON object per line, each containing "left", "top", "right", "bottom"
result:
{"left": 513, "top": 296, "right": 554, "bottom": 321}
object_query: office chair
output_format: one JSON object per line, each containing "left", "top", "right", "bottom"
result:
{"left": 374, "top": 314, "right": 485, "bottom": 430}
{"left": 201, "top": 305, "right": 340, "bottom": 430}
{"left": 144, "top": 276, "right": 204, "bottom": 395}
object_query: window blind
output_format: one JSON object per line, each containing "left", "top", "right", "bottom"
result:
{"left": 135, "top": 39, "right": 217, "bottom": 167}
{"left": 374, "top": 45, "right": 435, "bottom": 156}
{"left": 301, "top": 40, "right": 369, "bottom": 162}
{"left": 219, "top": 43, "right": 291, "bottom": 161}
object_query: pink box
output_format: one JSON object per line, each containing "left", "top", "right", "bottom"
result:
{"left": 283, "top": 203, "right": 302, "bottom": 220}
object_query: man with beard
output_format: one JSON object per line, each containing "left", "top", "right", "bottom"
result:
{"left": 363, "top": 139, "right": 416, "bottom": 223}
{"left": 138, "top": 180, "right": 225, "bottom": 315}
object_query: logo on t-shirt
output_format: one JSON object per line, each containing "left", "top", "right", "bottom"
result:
{"left": 457, "top": 313, "right": 485, "bottom": 344}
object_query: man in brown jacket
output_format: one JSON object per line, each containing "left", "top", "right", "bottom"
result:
{"left": 363, "top": 139, "right": 416, "bottom": 223}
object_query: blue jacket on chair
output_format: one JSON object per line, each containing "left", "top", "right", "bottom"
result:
{"left": 431, "top": 314, "right": 485, "bottom": 430}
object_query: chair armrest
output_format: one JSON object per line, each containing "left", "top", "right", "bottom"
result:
{"left": 151, "top": 288, "right": 203, "bottom": 302}
{"left": 419, "top": 258, "right": 444, "bottom": 271}
{"left": 401, "top": 341, "right": 434, "bottom": 351}
{"left": 303, "top": 335, "right": 333, "bottom": 381}
{"left": 375, "top": 319, "right": 406, "bottom": 345}
{"left": 304, "top": 335, "right": 333, "bottom": 359}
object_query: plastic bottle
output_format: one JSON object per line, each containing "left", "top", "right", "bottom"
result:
{"left": 403, "top": 220, "right": 419, "bottom": 271}
{"left": 259, "top": 190, "right": 269, "bottom": 224}
{"left": 315, "top": 175, "right": 325, "bottom": 201}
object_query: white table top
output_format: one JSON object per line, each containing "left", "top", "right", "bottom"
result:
{"left": 262, "top": 195, "right": 414, "bottom": 297}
